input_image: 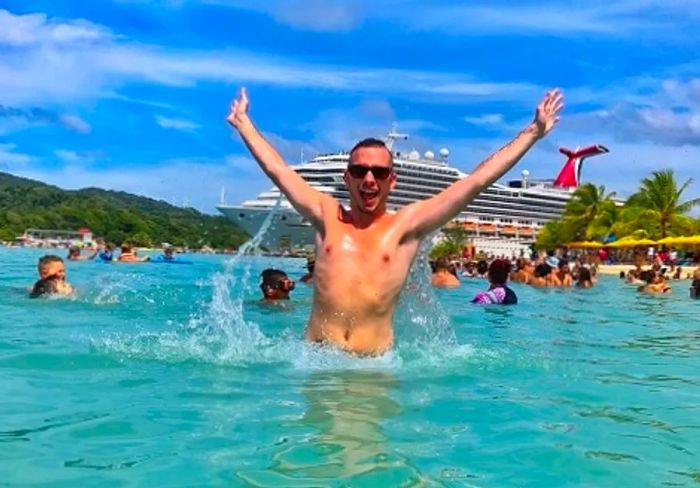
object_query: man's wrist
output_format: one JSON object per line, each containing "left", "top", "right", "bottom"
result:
{"left": 524, "top": 122, "right": 542, "bottom": 139}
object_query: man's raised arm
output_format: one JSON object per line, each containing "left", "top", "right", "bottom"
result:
{"left": 403, "top": 89, "right": 564, "bottom": 239}
{"left": 227, "top": 88, "right": 328, "bottom": 229}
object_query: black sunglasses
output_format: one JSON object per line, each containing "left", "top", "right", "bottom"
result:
{"left": 346, "top": 165, "right": 394, "bottom": 180}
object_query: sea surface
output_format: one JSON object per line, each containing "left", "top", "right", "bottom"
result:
{"left": 1, "top": 246, "right": 699, "bottom": 487}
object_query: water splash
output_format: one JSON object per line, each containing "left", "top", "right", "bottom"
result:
{"left": 395, "top": 235, "right": 457, "bottom": 347}
{"left": 95, "top": 207, "right": 477, "bottom": 371}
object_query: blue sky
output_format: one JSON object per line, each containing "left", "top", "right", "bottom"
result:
{"left": 1, "top": 0, "right": 700, "bottom": 212}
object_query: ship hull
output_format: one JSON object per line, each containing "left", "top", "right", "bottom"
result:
{"left": 217, "top": 205, "right": 316, "bottom": 250}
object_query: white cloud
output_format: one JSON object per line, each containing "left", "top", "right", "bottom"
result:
{"left": 0, "top": 9, "right": 543, "bottom": 107}
{"left": 204, "top": 0, "right": 700, "bottom": 38}
{"left": 0, "top": 143, "right": 35, "bottom": 166}
{"left": 270, "top": 0, "right": 361, "bottom": 32}
{"left": 59, "top": 114, "right": 91, "bottom": 134}
{"left": 0, "top": 9, "right": 110, "bottom": 46}
{"left": 155, "top": 115, "right": 200, "bottom": 131}
{"left": 0, "top": 105, "right": 91, "bottom": 134}
{"left": 562, "top": 77, "right": 700, "bottom": 147}
{"left": 54, "top": 149, "right": 103, "bottom": 164}
{"left": 464, "top": 113, "right": 504, "bottom": 127}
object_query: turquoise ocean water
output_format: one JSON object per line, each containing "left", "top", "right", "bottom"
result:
{"left": 1, "top": 246, "right": 699, "bottom": 486}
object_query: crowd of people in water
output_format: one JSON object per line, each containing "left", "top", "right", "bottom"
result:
{"left": 28, "top": 241, "right": 700, "bottom": 302}
{"left": 28, "top": 241, "right": 181, "bottom": 298}
{"left": 428, "top": 247, "right": 700, "bottom": 302}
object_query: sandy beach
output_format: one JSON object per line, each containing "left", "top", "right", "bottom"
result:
{"left": 599, "top": 264, "right": 699, "bottom": 276}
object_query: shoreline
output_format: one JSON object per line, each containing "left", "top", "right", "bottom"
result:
{"left": 598, "top": 264, "right": 699, "bottom": 276}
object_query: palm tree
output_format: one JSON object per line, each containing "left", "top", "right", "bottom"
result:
{"left": 535, "top": 220, "right": 568, "bottom": 249}
{"left": 625, "top": 170, "right": 700, "bottom": 238}
{"left": 562, "top": 183, "right": 618, "bottom": 240}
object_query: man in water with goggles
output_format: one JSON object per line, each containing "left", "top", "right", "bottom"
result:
{"left": 228, "top": 87, "right": 563, "bottom": 355}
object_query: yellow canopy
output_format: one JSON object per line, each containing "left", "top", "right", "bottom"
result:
{"left": 678, "top": 235, "right": 700, "bottom": 245}
{"left": 608, "top": 238, "right": 657, "bottom": 248}
{"left": 656, "top": 235, "right": 700, "bottom": 246}
{"left": 567, "top": 241, "right": 603, "bottom": 249}
{"left": 656, "top": 236, "right": 680, "bottom": 245}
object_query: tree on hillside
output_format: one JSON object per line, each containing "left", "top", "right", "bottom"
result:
{"left": 625, "top": 170, "right": 700, "bottom": 239}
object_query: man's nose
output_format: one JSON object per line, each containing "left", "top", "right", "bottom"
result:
{"left": 362, "top": 170, "right": 377, "bottom": 184}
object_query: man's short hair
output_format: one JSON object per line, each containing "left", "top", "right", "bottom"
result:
{"left": 349, "top": 138, "right": 393, "bottom": 166}
{"left": 433, "top": 256, "right": 450, "bottom": 271}
{"left": 38, "top": 255, "right": 63, "bottom": 271}
{"left": 534, "top": 263, "right": 551, "bottom": 278}
{"left": 260, "top": 268, "right": 288, "bottom": 288}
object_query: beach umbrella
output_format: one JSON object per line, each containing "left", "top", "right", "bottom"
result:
{"left": 567, "top": 241, "right": 603, "bottom": 249}
{"left": 656, "top": 236, "right": 684, "bottom": 246}
{"left": 682, "top": 235, "right": 700, "bottom": 245}
{"left": 657, "top": 235, "right": 700, "bottom": 247}
{"left": 608, "top": 238, "right": 657, "bottom": 248}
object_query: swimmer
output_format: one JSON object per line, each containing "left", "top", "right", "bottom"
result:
{"left": 638, "top": 271, "right": 672, "bottom": 294}
{"left": 472, "top": 259, "right": 518, "bottom": 305}
{"left": 431, "top": 256, "right": 460, "bottom": 288}
{"left": 300, "top": 255, "right": 315, "bottom": 284}
{"left": 161, "top": 246, "right": 176, "bottom": 261}
{"left": 689, "top": 269, "right": 700, "bottom": 299}
{"left": 260, "top": 269, "right": 295, "bottom": 301}
{"left": 118, "top": 243, "right": 150, "bottom": 262}
{"left": 228, "top": 87, "right": 563, "bottom": 355}
{"left": 576, "top": 267, "right": 594, "bottom": 289}
{"left": 460, "top": 261, "right": 477, "bottom": 278}
{"left": 551, "top": 258, "right": 573, "bottom": 287}
{"left": 67, "top": 244, "right": 100, "bottom": 261}
{"left": 529, "top": 263, "right": 551, "bottom": 288}
{"left": 30, "top": 255, "right": 73, "bottom": 298}
{"left": 98, "top": 242, "right": 116, "bottom": 262}
{"left": 475, "top": 260, "right": 489, "bottom": 278}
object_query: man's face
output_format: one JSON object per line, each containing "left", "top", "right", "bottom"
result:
{"left": 344, "top": 146, "right": 396, "bottom": 214}
{"left": 40, "top": 261, "right": 66, "bottom": 280}
{"left": 262, "top": 276, "right": 295, "bottom": 300}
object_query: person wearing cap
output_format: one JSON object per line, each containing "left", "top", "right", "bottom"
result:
{"left": 300, "top": 255, "right": 315, "bottom": 284}
{"left": 260, "top": 268, "right": 296, "bottom": 301}
{"left": 472, "top": 259, "right": 518, "bottom": 305}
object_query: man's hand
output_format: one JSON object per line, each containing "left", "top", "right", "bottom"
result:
{"left": 227, "top": 87, "right": 249, "bottom": 129}
{"left": 532, "top": 89, "right": 564, "bottom": 138}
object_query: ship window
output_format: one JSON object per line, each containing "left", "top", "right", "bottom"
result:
{"left": 281, "top": 216, "right": 287, "bottom": 221}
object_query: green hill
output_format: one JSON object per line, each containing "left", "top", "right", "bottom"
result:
{"left": 0, "top": 172, "right": 249, "bottom": 248}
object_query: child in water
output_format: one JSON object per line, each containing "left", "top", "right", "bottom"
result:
{"left": 472, "top": 259, "right": 518, "bottom": 305}
{"left": 30, "top": 255, "right": 73, "bottom": 298}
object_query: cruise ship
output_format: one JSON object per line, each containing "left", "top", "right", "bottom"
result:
{"left": 217, "top": 129, "right": 609, "bottom": 251}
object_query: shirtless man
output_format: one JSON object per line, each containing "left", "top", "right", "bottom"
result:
{"left": 228, "top": 87, "right": 563, "bottom": 355}
{"left": 551, "top": 259, "right": 574, "bottom": 287}
{"left": 431, "top": 257, "right": 460, "bottom": 288}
